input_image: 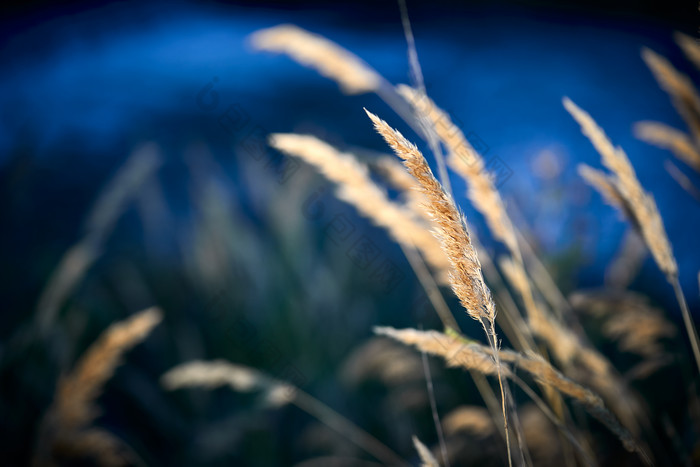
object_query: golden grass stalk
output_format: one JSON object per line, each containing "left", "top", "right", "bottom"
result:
{"left": 566, "top": 97, "right": 700, "bottom": 375}
{"left": 249, "top": 24, "right": 381, "bottom": 95}
{"left": 269, "top": 133, "right": 452, "bottom": 287}
{"left": 375, "top": 326, "right": 645, "bottom": 459}
{"left": 33, "top": 307, "right": 162, "bottom": 467}
{"left": 35, "top": 144, "right": 161, "bottom": 334}
{"left": 162, "top": 360, "right": 406, "bottom": 466}
{"left": 365, "top": 110, "right": 495, "bottom": 323}
{"left": 366, "top": 109, "right": 525, "bottom": 466}
{"left": 412, "top": 436, "right": 440, "bottom": 467}
{"left": 634, "top": 121, "right": 700, "bottom": 172}
{"left": 641, "top": 48, "right": 700, "bottom": 145}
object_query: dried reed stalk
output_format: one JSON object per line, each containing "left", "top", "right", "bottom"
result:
{"left": 565, "top": 98, "right": 677, "bottom": 278}
{"left": 365, "top": 111, "right": 495, "bottom": 323}
{"left": 162, "top": 360, "right": 406, "bottom": 466}
{"left": 412, "top": 436, "right": 440, "bottom": 467}
{"left": 249, "top": 24, "right": 381, "bottom": 95}
{"left": 365, "top": 110, "right": 519, "bottom": 465}
{"left": 396, "top": 87, "right": 625, "bottom": 428}
{"left": 375, "top": 327, "right": 646, "bottom": 460}
{"left": 33, "top": 307, "right": 162, "bottom": 467}
{"left": 565, "top": 97, "right": 700, "bottom": 374}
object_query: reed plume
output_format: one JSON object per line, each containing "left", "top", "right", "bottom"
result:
{"left": 397, "top": 86, "right": 626, "bottom": 422}
{"left": 565, "top": 98, "right": 677, "bottom": 278}
{"left": 365, "top": 110, "right": 495, "bottom": 323}
{"left": 35, "top": 144, "right": 161, "bottom": 334}
{"left": 443, "top": 406, "right": 495, "bottom": 437}
{"left": 375, "top": 326, "right": 644, "bottom": 458}
{"left": 269, "top": 133, "right": 451, "bottom": 285}
{"left": 641, "top": 48, "right": 700, "bottom": 145}
{"left": 675, "top": 32, "right": 700, "bottom": 71}
{"left": 396, "top": 85, "right": 520, "bottom": 260}
{"left": 33, "top": 307, "right": 162, "bottom": 467}
{"left": 249, "top": 24, "right": 381, "bottom": 95}
{"left": 364, "top": 109, "right": 520, "bottom": 465}
{"left": 162, "top": 360, "right": 406, "bottom": 466}
{"left": 634, "top": 121, "right": 700, "bottom": 172}
{"left": 605, "top": 229, "right": 647, "bottom": 289}
{"left": 571, "top": 290, "right": 676, "bottom": 357}
{"left": 565, "top": 97, "right": 700, "bottom": 374}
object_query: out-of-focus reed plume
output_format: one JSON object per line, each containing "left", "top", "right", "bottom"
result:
{"left": 675, "top": 32, "right": 700, "bottom": 71}
{"left": 635, "top": 121, "right": 700, "bottom": 172}
{"left": 640, "top": 48, "right": 700, "bottom": 146}
{"left": 571, "top": 290, "right": 676, "bottom": 358}
{"left": 163, "top": 360, "right": 405, "bottom": 466}
{"left": 443, "top": 406, "right": 495, "bottom": 438}
{"left": 375, "top": 326, "right": 645, "bottom": 459}
{"left": 249, "top": 24, "right": 381, "bottom": 95}
{"left": 340, "top": 337, "right": 424, "bottom": 387}
{"left": 33, "top": 307, "right": 162, "bottom": 467}
{"left": 565, "top": 97, "right": 700, "bottom": 374}
{"left": 35, "top": 144, "right": 162, "bottom": 334}
{"left": 605, "top": 229, "right": 648, "bottom": 289}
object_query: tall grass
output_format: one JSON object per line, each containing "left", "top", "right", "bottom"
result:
{"left": 18, "top": 17, "right": 700, "bottom": 467}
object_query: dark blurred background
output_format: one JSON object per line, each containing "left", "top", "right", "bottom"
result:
{"left": 2, "top": 0, "right": 699, "bottom": 465}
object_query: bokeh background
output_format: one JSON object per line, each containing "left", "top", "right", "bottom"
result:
{"left": 2, "top": 0, "right": 699, "bottom": 465}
